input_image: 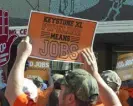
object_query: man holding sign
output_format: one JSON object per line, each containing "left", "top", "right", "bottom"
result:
{"left": 5, "top": 35, "right": 99, "bottom": 106}
{"left": 5, "top": 36, "right": 53, "bottom": 106}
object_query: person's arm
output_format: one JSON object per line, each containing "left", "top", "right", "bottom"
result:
{"left": 36, "top": 70, "right": 53, "bottom": 106}
{"left": 5, "top": 36, "right": 32, "bottom": 106}
{"left": 48, "top": 69, "right": 54, "bottom": 89}
{"left": 80, "top": 48, "right": 122, "bottom": 106}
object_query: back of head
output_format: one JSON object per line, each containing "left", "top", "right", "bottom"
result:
{"left": 58, "top": 69, "right": 99, "bottom": 105}
{"left": 101, "top": 70, "right": 122, "bottom": 92}
{"left": 32, "top": 77, "right": 47, "bottom": 90}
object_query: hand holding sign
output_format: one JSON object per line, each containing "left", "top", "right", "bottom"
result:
{"left": 0, "top": 9, "right": 18, "bottom": 67}
{"left": 79, "top": 48, "right": 98, "bottom": 75}
{"left": 17, "top": 36, "right": 32, "bottom": 59}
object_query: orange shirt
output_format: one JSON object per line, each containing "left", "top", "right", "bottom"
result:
{"left": 36, "top": 87, "right": 53, "bottom": 106}
{"left": 14, "top": 93, "right": 36, "bottom": 106}
{"left": 14, "top": 87, "right": 53, "bottom": 106}
{"left": 118, "top": 89, "right": 129, "bottom": 106}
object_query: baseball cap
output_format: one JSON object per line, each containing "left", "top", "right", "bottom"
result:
{"left": 52, "top": 74, "right": 64, "bottom": 83}
{"left": 101, "top": 70, "right": 122, "bottom": 91}
{"left": 53, "top": 69, "right": 99, "bottom": 102}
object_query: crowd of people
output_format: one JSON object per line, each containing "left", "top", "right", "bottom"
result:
{"left": 0, "top": 36, "right": 131, "bottom": 106}
{"left": 3, "top": 36, "right": 123, "bottom": 106}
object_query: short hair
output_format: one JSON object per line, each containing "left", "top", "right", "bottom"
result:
{"left": 64, "top": 86, "right": 97, "bottom": 106}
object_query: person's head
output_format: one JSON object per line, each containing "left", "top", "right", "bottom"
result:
{"left": 32, "top": 77, "right": 47, "bottom": 90}
{"left": 50, "top": 74, "right": 65, "bottom": 106}
{"left": 101, "top": 70, "right": 122, "bottom": 94}
{"left": 53, "top": 69, "right": 99, "bottom": 106}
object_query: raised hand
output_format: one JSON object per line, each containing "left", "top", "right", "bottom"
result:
{"left": 17, "top": 36, "right": 32, "bottom": 58}
{"left": 80, "top": 48, "right": 98, "bottom": 75}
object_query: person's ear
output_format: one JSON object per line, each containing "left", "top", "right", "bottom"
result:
{"left": 66, "top": 93, "right": 75, "bottom": 104}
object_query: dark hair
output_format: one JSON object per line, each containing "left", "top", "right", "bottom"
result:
{"left": 54, "top": 82, "right": 61, "bottom": 89}
{"left": 32, "top": 78, "right": 42, "bottom": 88}
{"left": 48, "top": 90, "right": 59, "bottom": 106}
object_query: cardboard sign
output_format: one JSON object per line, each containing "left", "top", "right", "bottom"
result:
{"left": 116, "top": 53, "right": 133, "bottom": 81}
{"left": 28, "top": 11, "right": 97, "bottom": 62}
{"left": 0, "top": 9, "right": 18, "bottom": 67}
{"left": 24, "top": 57, "right": 50, "bottom": 81}
{"left": 9, "top": 26, "right": 28, "bottom": 37}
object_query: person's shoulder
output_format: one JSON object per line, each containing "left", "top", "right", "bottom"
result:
{"left": 13, "top": 93, "right": 37, "bottom": 106}
{"left": 13, "top": 93, "right": 28, "bottom": 106}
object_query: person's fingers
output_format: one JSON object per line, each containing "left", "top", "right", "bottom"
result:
{"left": 21, "top": 39, "right": 25, "bottom": 42}
{"left": 81, "top": 52, "right": 91, "bottom": 65}
{"left": 21, "top": 36, "right": 33, "bottom": 45}
{"left": 21, "top": 36, "right": 29, "bottom": 42}
{"left": 90, "top": 47, "right": 93, "bottom": 53}
{"left": 83, "top": 49, "right": 93, "bottom": 63}
{"left": 86, "top": 48, "right": 93, "bottom": 60}
{"left": 86, "top": 48, "right": 97, "bottom": 62}
{"left": 28, "top": 35, "right": 32, "bottom": 44}
{"left": 90, "top": 49, "right": 96, "bottom": 60}
{"left": 24, "top": 36, "right": 30, "bottom": 42}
